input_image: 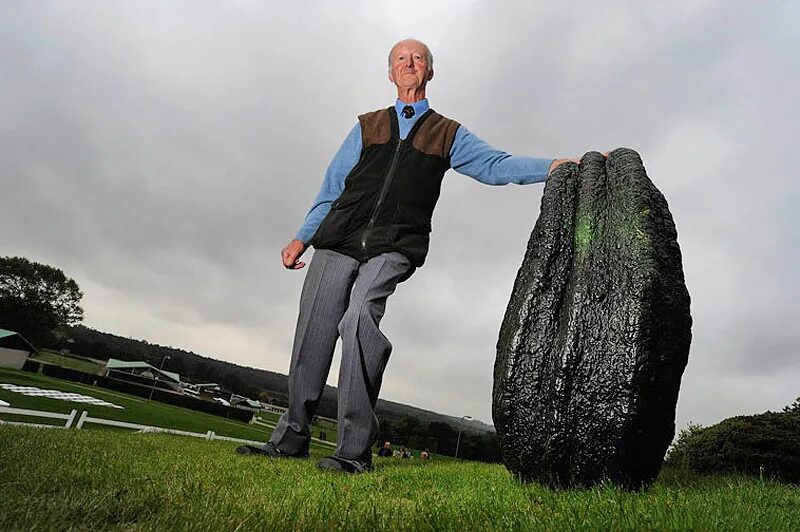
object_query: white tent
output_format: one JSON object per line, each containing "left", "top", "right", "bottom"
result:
{"left": 0, "top": 329, "right": 35, "bottom": 370}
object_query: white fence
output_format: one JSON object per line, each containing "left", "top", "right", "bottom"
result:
{"left": 261, "top": 404, "right": 288, "bottom": 415}
{"left": 0, "top": 406, "right": 79, "bottom": 429}
{"left": 0, "top": 406, "right": 265, "bottom": 446}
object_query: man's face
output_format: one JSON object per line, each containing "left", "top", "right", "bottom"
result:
{"left": 388, "top": 40, "right": 433, "bottom": 90}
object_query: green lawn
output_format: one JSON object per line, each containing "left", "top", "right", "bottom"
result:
{"left": 0, "top": 368, "right": 334, "bottom": 448}
{"left": 1, "top": 425, "right": 799, "bottom": 531}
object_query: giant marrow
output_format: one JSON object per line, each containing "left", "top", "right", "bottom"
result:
{"left": 493, "top": 148, "right": 692, "bottom": 489}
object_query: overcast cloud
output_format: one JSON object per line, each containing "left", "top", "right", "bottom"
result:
{"left": 2, "top": 1, "right": 798, "bottom": 429}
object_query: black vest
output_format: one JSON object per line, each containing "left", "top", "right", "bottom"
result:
{"left": 309, "top": 107, "right": 460, "bottom": 269}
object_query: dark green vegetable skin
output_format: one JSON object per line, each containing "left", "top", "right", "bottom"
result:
{"left": 493, "top": 148, "right": 692, "bottom": 489}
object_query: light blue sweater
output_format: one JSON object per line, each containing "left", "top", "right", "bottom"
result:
{"left": 295, "top": 99, "right": 554, "bottom": 243}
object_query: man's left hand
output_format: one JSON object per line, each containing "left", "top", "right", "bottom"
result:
{"left": 281, "top": 239, "right": 307, "bottom": 270}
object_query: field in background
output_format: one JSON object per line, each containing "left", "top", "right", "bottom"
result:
{"left": 0, "top": 368, "right": 296, "bottom": 444}
{"left": 17, "top": 353, "right": 341, "bottom": 442}
{"left": 2, "top": 425, "right": 799, "bottom": 531}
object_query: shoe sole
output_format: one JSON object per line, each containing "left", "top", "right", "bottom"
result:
{"left": 235, "top": 445, "right": 309, "bottom": 458}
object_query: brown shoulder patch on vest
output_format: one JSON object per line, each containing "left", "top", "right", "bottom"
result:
{"left": 358, "top": 109, "right": 392, "bottom": 147}
{"left": 412, "top": 112, "right": 461, "bottom": 159}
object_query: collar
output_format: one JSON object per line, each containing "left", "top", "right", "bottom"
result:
{"left": 395, "top": 98, "right": 430, "bottom": 118}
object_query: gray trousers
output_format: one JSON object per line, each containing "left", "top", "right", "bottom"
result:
{"left": 269, "top": 249, "right": 410, "bottom": 459}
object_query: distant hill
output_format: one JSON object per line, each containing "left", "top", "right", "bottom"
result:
{"left": 66, "top": 325, "right": 499, "bottom": 460}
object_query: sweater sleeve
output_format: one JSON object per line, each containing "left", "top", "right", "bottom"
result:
{"left": 449, "top": 125, "right": 554, "bottom": 185}
{"left": 295, "top": 123, "right": 362, "bottom": 243}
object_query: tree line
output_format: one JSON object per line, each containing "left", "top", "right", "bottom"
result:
{"left": 665, "top": 398, "right": 800, "bottom": 483}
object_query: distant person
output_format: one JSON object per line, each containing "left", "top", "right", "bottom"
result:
{"left": 420, "top": 450, "right": 430, "bottom": 460}
{"left": 377, "top": 441, "right": 393, "bottom": 457}
{"left": 236, "top": 38, "right": 589, "bottom": 473}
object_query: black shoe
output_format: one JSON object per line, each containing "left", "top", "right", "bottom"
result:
{"left": 317, "top": 454, "right": 373, "bottom": 474}
{"left": 235, "top": 441, "right": 309, "bottom": 458}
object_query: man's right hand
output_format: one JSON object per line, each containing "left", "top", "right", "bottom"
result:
{"left": 281, "top": 239, "right": 307, "bottom": 270}
{"left": 548, "top": 158, "right": 580, "bottom": 175}
{"left": 548, "top": 152, "right": 613, "bottom": 176}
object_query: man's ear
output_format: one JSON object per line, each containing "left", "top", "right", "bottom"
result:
{"left": 388, "top": 70, "right": 395, "bottom": 84}
{"left": 427, "top": 69, "right": 434, "bottom": 81}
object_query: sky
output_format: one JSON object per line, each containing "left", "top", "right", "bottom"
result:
{"left": 2, "top": 1, "right": 798, "bottom": 429}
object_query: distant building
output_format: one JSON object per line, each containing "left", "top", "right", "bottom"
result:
{"left": 103, "top": 358, "right": 183, "bottom": 393}
{"left": 0, "top": 329, "right": 36, "bottom": 370}
{"left": 229, "top": 394, "right": 262, "bottom": 410}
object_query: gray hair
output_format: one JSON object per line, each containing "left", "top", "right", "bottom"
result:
{"left": 388, "top": 40, "right": 434, "bottom": 73}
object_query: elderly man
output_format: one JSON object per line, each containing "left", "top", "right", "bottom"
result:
{"left": 237, "top": 39, "right": 577, "bottom": 473}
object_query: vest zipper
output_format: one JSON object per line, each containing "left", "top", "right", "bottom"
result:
{"left": 361, "top": 137, "right": 403, "bottom": 261}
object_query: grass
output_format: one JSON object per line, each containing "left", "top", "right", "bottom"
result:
{"left": 2, "top": 425, "right": 799, "bottom": 531}
{"left": 0, "top": 368, "right": 335, "bottom": 446}
{"left": 31, "top": 348, "right": 104, "bottom": 374}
